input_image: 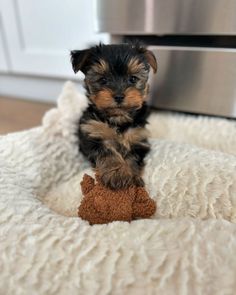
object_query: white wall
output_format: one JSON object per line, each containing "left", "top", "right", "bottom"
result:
{"left": 0, "top": 0, "right": 109, "bottom": 102}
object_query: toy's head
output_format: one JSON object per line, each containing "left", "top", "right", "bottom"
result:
{"left": 70, "top": 43, "right": 157, "bottom": 118}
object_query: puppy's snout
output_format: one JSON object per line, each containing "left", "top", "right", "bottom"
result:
{"left": 114, "top": 95, "right": 124, "bottom": 104}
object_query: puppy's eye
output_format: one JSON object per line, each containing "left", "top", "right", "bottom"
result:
{"left": 128, "top": 76, "right": 139, "bottom": 84}
{"left": 99, "top": 77, "right": 108, "bottom": 85}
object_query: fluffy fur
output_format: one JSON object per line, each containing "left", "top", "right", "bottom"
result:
{"left": 78, "top": 173, "right": 156, "bottom": 225}
{"left": 1, "top": 82, "right": 236, "bottom": 294}
{"left": 71, "top": 43, "right": 157, "bottom": 189}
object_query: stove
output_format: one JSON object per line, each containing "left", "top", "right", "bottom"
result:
{"left": 95, "top": 0, "right": 236, "bottom": 118}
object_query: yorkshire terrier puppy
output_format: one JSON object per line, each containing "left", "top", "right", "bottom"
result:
{"left": 71, "top": 43, "right": 157, "bottom": 189}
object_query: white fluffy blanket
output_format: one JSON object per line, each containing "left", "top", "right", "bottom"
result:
{"left": 0, "top": 82, "right": 236, "bottom": 295}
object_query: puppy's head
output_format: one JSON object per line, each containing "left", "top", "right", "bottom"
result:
{"left": 71, "top": 43, "right": 157, "bottom": 116}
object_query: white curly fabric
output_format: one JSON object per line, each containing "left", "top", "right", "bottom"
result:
{"left": 0, "top": 81, "right": 236, "bottom": 295}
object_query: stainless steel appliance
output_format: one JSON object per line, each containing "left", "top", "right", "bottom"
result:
{"left": 95, "top": 0, "right": 236, "bottom": 118}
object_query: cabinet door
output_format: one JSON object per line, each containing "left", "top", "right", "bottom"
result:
{"left": 0, "top": 30, "right": 9, "bottom": 72}
{"left": 1, "top": 0, "right": 109, "bottom": 78}
{"left": 0, "top": 8, "right": 9, "bottom": 72}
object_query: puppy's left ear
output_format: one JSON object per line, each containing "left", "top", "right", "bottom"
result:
{"left": 70, "top": 49, "right": 90, "bottom": 74}
{"left": 144, "top": 50, "right": 157, "bottom": 73}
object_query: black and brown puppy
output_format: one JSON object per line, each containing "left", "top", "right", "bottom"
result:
{"left": 71, "top": 43, "right": 157, "bottom": 189}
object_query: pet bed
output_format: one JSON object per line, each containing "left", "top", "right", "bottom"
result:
{"left": 0, "top": 82, "right": 236, "bottom": 295}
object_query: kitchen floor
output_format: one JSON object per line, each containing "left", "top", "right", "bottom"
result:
{"left": 0, "top": 97, "right": 55, "bottom": 135}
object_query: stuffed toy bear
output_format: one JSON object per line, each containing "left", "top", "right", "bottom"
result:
{"left": 78, "top": 173, "right": 156, "bottom": 225}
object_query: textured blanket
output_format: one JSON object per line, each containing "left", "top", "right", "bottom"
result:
{"left": 0, "top": 82, "right": 236, "bottom": 295}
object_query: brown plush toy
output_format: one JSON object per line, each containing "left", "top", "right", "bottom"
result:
{"left": 78, "top": 173, "right": 156, "bottom": 225}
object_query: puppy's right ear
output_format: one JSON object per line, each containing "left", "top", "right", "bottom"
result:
{"left": 70, "top": 49, "right": 90, "bottom": 74}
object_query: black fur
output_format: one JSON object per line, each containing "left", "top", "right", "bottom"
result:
{"left": 78, "top": 102, "right": 151, "bottom": 168}
{"left": 71, "top": 43, "right": 153, "bottom": 99}
{"left": 71, "top": 43, "right": 156, "bottom": 189}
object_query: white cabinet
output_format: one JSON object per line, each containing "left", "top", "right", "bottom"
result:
{"left": 0, "top": 7, "right": 9, "bottom": 72}
{"left": 0, "top": 31, "right": 9, "bottom": 72}
{"left": 0, "top": 0, "right": 109, "bottom": 101}
{"left": 1, "top": 0, "right": 108, "bottom": 79}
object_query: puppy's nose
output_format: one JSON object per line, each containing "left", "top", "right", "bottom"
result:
{"left": 114, "top": 95, "right": 124, "bottom": 104}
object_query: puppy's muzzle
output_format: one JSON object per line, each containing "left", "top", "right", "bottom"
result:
{"left": 114, "top": 95, "right": 124, "bottom": 104}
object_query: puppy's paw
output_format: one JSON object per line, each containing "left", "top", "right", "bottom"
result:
{"left": 100, "top": 168, "right": 134, "bottom": 190}
{"left": 132, "top": 175, "right": 145, "bottom": 187}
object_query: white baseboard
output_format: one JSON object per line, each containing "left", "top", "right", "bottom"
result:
{"left": 0, "top": 73, "right": 84, "bottom": 103}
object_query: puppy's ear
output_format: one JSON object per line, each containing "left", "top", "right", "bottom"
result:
{"left": 135, "top": 44, "right": 158, "bottom": 73}
{"left": 144, "top": 50, "right": 157, "bottom": 73}
{"left": 70, "top": 49, "right": 90, "bottom": 73}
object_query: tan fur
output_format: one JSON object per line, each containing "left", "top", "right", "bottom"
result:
{"left": 122, "top": 128, "right": 150, "bottom": 149}
{"left": 91, "top": 59, "right": 109, "bottom": 74}
{"left": 124, "top": 88, "right": 144, "bottom": 109}
{"left": 81, "top": 120, "right": 149, "bottom": 151}
{"left": 144, "top": 50, "right": 158, "bottom": 73}
{"left": 127, "top": 51, "right": 157, "bottom": 74}
{"left": 127, "top": 58, "right": 145, "bottom": 74}
{"left": 108, "top": 113, "right": 133, "bottom": 125}
{"left": 80, "top": 120, "right": 116, "bottom": 140}
{"left": 96, "top": 154, "right": 144, "bottom": 189}
{"left": 90, "top": 90, "right": 114, "bottom": 109}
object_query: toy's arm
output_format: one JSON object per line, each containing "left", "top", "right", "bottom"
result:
{"left": 132, "top": 187, "right": 156, "bottom": 219}
{"left": 80, "top": 174, "right": 95, "bottom": 195}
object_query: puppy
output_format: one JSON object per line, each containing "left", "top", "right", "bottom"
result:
{"left": 71, "top": 43, "right": 157, "bottom": 189}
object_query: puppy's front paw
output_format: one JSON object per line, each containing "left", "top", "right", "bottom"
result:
{"left": 132, "top": 175, "right": 145, "bottom": 187}
{"left": 100, "top": 168, "right": 133, "bottom": 190}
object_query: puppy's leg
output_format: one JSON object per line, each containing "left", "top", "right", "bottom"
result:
{"left": 125, "top": 140, "right": 151, "bottom": 187}
{"left": 118, "top": 128, "right": 151, "bottom": 187}
{"left": 79, "top": 121, "right": 150, "bottom": 189}
{"left": 96, "top": 152, "right": 135, "bottom": 190}
{"left": 97, "top": 139, "right": 150, "bottom": 189}
{"left": 79, "top": 124, "right": 131, "bottom": 188}
{"left": 81, "top": 139, "right": 149, "bottom": 189}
